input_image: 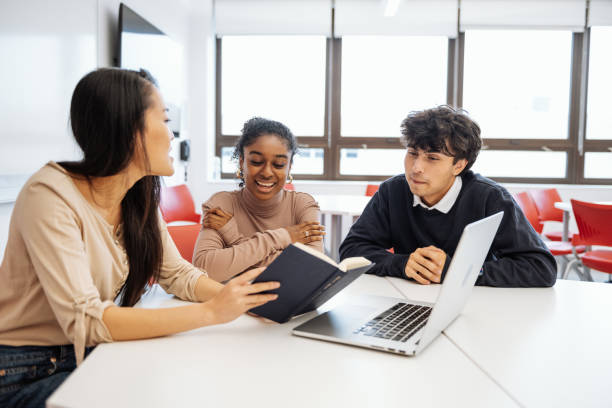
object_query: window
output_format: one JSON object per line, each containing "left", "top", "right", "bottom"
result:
{"left": 341, "top": 36, "right": 448, "bottom": 137}
{"left": 340, "top": 148, "right": 405, "bottom": 176}
{"left": 471, "top": 151, "right": 567, "bottom": 179}
{"left": 215, "top": 5, "right": 611, "bottom": 184}
{"left": 220, "top": 36, "right": 326, "bottom": 136}
{"left": 334, "top": 35, "right": 450, "bottom": 179}
{"left": 459, "top": 29, "right": 590, "bottom": 183}
{"left": 586, "top": 28, "right": 612, "bottom": 140}
{"left": 463, "top": 30, "right": 572, "bottom": 140}
{"left": 217, "top": 35, "right": 328, "bottom": 178}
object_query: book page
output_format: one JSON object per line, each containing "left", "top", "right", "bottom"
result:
{"left": 292, "top": 242, "right": 338, "bottom": 267}
{"left": 337, "top": 257, "right": 371, "bottom": 272}
{"left": 292, "top": 243, "right": 371, "bottom": 272}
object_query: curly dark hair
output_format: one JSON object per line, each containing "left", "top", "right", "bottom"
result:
{"left": 400, "top": 105, "right": 482, "bottom": 175}
{"left": 232, "top": 117, "right": 298, "bottom": 163}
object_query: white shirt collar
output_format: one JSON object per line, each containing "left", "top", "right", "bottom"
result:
{"left": 412, "top": 176, "right": 462, "bottom": 214}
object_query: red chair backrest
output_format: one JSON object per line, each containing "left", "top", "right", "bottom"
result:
{"left": 283, "top": 183, "right": 295, "bottom": 191}
{"left": 167, "top": 224, "right": 202, "bottom": 263}
{"left": 529, "top": 188, "right": 564, "bottom": 223}
{"left": 513, "top": 192, "right": 544, "bottom": 234}
{"left": 365, "top": 184, "right": 379, "bottom": 197}
{"left": 160, "top": 184, "right": 200, "bottom": 223}
{"left": 570, "top": 199, "right": 612, "bottom": 247}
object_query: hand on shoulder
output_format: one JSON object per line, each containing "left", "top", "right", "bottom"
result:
{"left": 203, "top": 207, "right": 233, "bottom": 230}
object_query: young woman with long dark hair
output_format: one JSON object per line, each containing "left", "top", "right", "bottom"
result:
{"left": 0, "top": 68, "right": 279, "bottom": 407}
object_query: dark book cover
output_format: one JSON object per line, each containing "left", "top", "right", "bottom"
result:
{"left": 249, "top": 244, "right": 373, "bottom": 323}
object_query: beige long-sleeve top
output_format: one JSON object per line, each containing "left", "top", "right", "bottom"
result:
{"left": 0, "top": 162, "right": 205, "bottom": 364}
{"left": 193, "top": 187, "right": 322, "bottom": 282}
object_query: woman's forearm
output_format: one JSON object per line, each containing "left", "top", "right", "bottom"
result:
{"left": 195, "top": 274, "right": 224, "bottom": 302}
{"left": 102, "top": 301, "right": 217, "bottom": 341}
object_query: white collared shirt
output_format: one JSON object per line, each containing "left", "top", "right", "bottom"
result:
{"left": 412, "top": 176, "right": 462, "bottom": 214}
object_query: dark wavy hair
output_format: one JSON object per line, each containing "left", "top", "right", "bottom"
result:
{"left": 400, "top": 105, "right": 482, "bottom": 175}
{"left": 59, "top": 67, "right": 162, "bottom": 307}
{"left": 232, "top": 117, "right": 298, "bottom": 187}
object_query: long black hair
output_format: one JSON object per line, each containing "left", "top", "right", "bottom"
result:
{"left": 59, "top": 67, "right": 162, "bottom": 307}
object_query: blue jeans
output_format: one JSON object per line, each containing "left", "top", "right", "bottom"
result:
{"left": 0, "top": 344, "right": 94, "bottom": 408}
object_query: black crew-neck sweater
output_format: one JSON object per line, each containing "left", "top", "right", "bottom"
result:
{"left": 339, "top": 171, "right": 556, "bottom": 287}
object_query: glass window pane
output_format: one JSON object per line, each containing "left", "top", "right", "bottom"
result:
{"left": 584, "top": 152, "right": 612, "bottom": 179}
{"left": 341, "top": 36, "right": 448, "bottom": 137}
{"left": 221, "top": 147, "right": 324, "bottom": 175}
{"left": 221, "top": 36, "right": 326, "bottom": 136}
{"left": 463, "top": 30, "right": 572, "bottom": 139}
{"left": 586, "top": 27, "right": 612, "bottom": 140}
{"left": 471, "top": 150, "right": 566, "bottom": 178}
{"left": 221, "top": 147, "right": 235, "bottom": 174}
{"left": 291, "top": 148, "right": 324, "bottom": 175}
{"left": 340, "top": 148, "right": 405, "bottom": 176}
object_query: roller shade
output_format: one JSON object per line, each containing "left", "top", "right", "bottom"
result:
{"left": 215, "top": 0, "right": 332, "bottom": 36}
{"left": 589, "top": 0, "right": 612, "bottom": 26}
{"left": 335, "top": 0, "right": 458, "bottom": 38}
{"left": 460, "top": 0, "right": 587, "bottom": 32}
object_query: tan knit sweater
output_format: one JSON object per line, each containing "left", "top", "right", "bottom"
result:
{"left": 0, "top": 162, "right": 205, "bottom": 364}
{"left": 193, "top": 187, "right": 322, "bottom": 282}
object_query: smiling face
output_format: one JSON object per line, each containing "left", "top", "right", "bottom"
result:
{"left": 239, "top": 133, "right": 291, "bottom": 201}
{"left": 134, "top": 87, "right": 174, "bottom": 177}
{"left": 404, "top": 147, "right": 467, "bottom": 207}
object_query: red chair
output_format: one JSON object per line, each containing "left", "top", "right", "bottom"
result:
{"left": 167, "top": 224, "right": 201, "bottom": 263}
{"left": 529, "top": 188, "right": 572, "bottom": 242}
{"left": 513, "top": 192, "right": 544, "bottom": 234}
{"left": 514, "top": 192, "right": 585, "bottom": 277}
{"left": 365, "top": 184, "right": 379, "bottom": 197}
{"left": 563, "top": 200, "right": 612, "bottom": 282}
{"left": 160, "top": 184, "right": 200, "bottom": 224}
{"left": 363, "top": 183, "right": 392, "bottom": 252}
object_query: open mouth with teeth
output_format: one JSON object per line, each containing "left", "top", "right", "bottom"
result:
{"left": 255, "top": 180, "right": 277, "bottom": 192}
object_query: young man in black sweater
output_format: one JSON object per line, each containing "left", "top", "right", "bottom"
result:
{"left": 339, "top": 106, "right": 556, "bottom": 287}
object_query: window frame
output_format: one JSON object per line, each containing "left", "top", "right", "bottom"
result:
{"left": 215, "top": 27, "right": 612, "bottom": 185}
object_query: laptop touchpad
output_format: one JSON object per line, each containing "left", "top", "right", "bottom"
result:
{"left": 297, "top": 304, "right": 377, "bottom": 338}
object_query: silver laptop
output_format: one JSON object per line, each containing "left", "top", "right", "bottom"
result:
{"left": 292, "top": 211, "right": 504, "bottom": 356}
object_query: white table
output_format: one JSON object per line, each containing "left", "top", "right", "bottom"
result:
{"left": 47, "top": 275, "right": 518, "bottom": 408}
{"left": 391, "top": 278, "right": 612, "bottom": 408}
{"left": 313, "top": 194, "right": 372, "bottom": 261}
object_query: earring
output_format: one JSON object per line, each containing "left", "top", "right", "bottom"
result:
{"left": 287, "top": 174, "right": 294, "bottom": 184}
{"left": 235, "top": 168, "right": 244, "bottom": 180}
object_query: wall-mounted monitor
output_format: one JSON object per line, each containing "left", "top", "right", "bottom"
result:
{"left": 118, "top": 3, "right": 183, "bottom": 137}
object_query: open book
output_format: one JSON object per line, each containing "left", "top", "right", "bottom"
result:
{"left": 250, "top": 243, "right": 374, "bottom": 323}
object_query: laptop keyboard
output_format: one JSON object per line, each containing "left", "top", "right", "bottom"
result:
{"left": 354, "top": 303, "right": 432, "bottom": 343}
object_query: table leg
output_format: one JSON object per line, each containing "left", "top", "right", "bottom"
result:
{"left": 330, "top": 214, "right": 342, "bottom": 261}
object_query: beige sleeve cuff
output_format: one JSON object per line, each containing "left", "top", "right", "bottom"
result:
{"left": 268, "top": 227, "right": 292, "bottom": 249}
{"left": 73, "top": 296, "right": 115, "bottom": 365}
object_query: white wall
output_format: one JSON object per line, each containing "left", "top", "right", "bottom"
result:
{"left": 0, "top": 0, "right": 215, "bottom": 255}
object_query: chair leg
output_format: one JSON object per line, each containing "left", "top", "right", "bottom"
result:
{"left": 555, "top": 257, "right": 568, "bottom": 279}
{"left": 563, "top": 259, "right": 581, "bottom": 280}
{"left": 581, "top": 266, "right": 594, "bottom": 282}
